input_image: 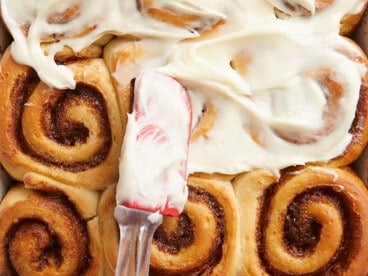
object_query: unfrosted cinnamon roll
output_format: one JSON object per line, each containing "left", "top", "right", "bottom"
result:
{"left": 233, "top": 166, "right": 368, "bottom": 275}
{"left": 98, "top": 176, "right": 240, "bottom": 275}
{"left": 0, "top": 172, "right": 103, "bottom": 275}
{"left": 150, "top": 176, "right": 240, "bottom": 275}
{"left": 0, "top": 47, "right": 124, "bottom": 190}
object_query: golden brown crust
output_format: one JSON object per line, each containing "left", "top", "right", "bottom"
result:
{"left": 233, "top": 166, "right": 368, "bottom": 275}
{"left": 97, "top": 184, "right": 119, "bottom": 275}
{"left": 0, "top": 172, "right": 103, "bottom": 275}
{"left": 97, "top": 176, "right": 240, "bottom": 275}
{"left": 230, "top": 36, "right": 368, "bottom": 166}
{"left": 150, "top": 176, "right": 240, "bottom": 275}
{"left": 273, "top": 0, "right": 368, "bottom": 36}
{"left": 340, "top": 3, "right": 368, "bottom": 36}
{"left": 0, "top": 47, "right": 124, "bottom": 190}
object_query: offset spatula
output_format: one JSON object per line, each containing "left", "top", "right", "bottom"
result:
{"left": 114, "top": 70, "right": 192, "bottom": 276}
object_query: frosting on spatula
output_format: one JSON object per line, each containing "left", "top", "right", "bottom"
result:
{"left": 116, "top": 70, "right": 192, "bottom": 216}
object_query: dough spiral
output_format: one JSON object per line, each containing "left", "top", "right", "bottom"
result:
{"left": 234, "top": 166, "right": 368, "bottom": 275}
{"left": 0, "top": 172, "right": 103, "bottom": 275}
{"left": 97, "top": 176, "right": 240, "bottom": 275}
{"left": 0, "top": 48, "right": 123, "bottom": 190}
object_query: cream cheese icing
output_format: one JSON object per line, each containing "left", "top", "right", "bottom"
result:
{"left": 116, "top": 70, "right": 191, "bottom": 215}
{"left": 1, "top": 0, "right": 367, "bottom": 197}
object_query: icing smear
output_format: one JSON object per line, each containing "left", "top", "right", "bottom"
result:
{"left": 112, "top": 28, "right": 366, "bottom": 174}
{"left": 116, "top": 70, "right": 192, "bottom": 215}
{"left": 0, "top": 0, "right": 226, "bottom": 89}
{"left": 1, "top": 0, "right": 367, "bottom": 181}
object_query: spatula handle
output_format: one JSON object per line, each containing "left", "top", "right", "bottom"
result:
{"left": 114, "top": 205, "right": 163, "bottom": 276}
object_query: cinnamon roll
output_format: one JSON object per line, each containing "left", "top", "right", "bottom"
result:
{"left": 0, "top": 47, "right": 124, "bottom": 190}
{"left": 138, "top": 0, "right": 225, "bottom": 33}
{"left": 98, "top": 176, "right": 240, "bottom": 275}
{"left": 158, "top": 31, "right": 368, "bottom": 174}
{"left": 269, "top": 0, "right": 368, "bottom": 36}
{"left": 150, "top": 175, "right": 240, "bottom": 275}
{"left": 233, "top": 166, "right": 368, "bottom": 275}
{"left": 0, "top": 172, "right": 103, "bottom": 274}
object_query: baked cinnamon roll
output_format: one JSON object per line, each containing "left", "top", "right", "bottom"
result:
{"left": 98, "top": 175, "right": 240, "bottom": 275}
{"left": 269, "top": 0, "right": 368, "bottom": 35}
{"left": 138, "top": 0, "right": 225, "bottom": 33}
{"left": 155, "top": 31, "right": 368, "bottom": 174}
{"left": 0, "top": 47, "right": 124, "bottom": 190}
{"left": 150, "top": 176, "right": 240, "bottom": 275}
{"left": 353, "top": 145, "right": 368, "bottom": 185}
{"left": 233, "top": 166, "right": 368, "bottom": 275}
{"left": 0, "top": 172, "right": 103, "bottom": 274}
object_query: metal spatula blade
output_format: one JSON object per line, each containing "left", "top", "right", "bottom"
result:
{"left": 114, "top": 205, "right": 163, "bottom": 276}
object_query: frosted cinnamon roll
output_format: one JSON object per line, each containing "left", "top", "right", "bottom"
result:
{"left": 103, "top": 36, "right": 220, "bottom": 140}
{"left": 0, "top": 47, "right": 123, "bottom": 190}
{"left": 269, "top": 0, "right": 368, "bottom": 35}
{"left": 0, "top": 0, "right": 200, "bottom": 89}
{"left": 138, "top": 0, "right": 225, "bottom": 33}
{"left": 233, "top": 166, "right": 368, "bottom": 275}
{"left": 98, "top": 176, "right": 240, "bottom": 275}
{"left": 158, "top": 30, "right": 368, "bottom": 174}
{"left": 0, "top": 172, "right": 103, "bottom": 274}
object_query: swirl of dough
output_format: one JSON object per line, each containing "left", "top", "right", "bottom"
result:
{"left": 97, "top": 176, "right": 240, "bottom": 275}
{"left": 150, "top": 176, "right": 240, "bottom": 275}
{"left": 0, "top": 47, "right": 123, "bottom": 190}
{"left": 0, "top": 172, "right": 103, "bottom": 274}
{"left": 234, "top": 166, "right": 368, "bottom": 275}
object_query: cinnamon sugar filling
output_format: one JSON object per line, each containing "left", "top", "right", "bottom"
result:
{"left": 11, "top": 73, "right": 112, "bottom": 172}
{"left": 3, "top": 192, "right": 91, "bottom": 274}
{"left": 151, "top": 185, "right": 226, "bottom": 275}
{"left": 258, "top": 183, "right": 362, "bottom": 275}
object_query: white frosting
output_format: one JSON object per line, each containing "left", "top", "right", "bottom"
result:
{"left": 268, "top": 0, "right": 316, "bottom": 15}
{"left": 0, "top": 0, "right": 201, "bottom": 89}
{"left": 116, "top": 70, "right": 191, "bottom": 214}
{"left": 1, "top": 0, "right": 367, "bottom": 208}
